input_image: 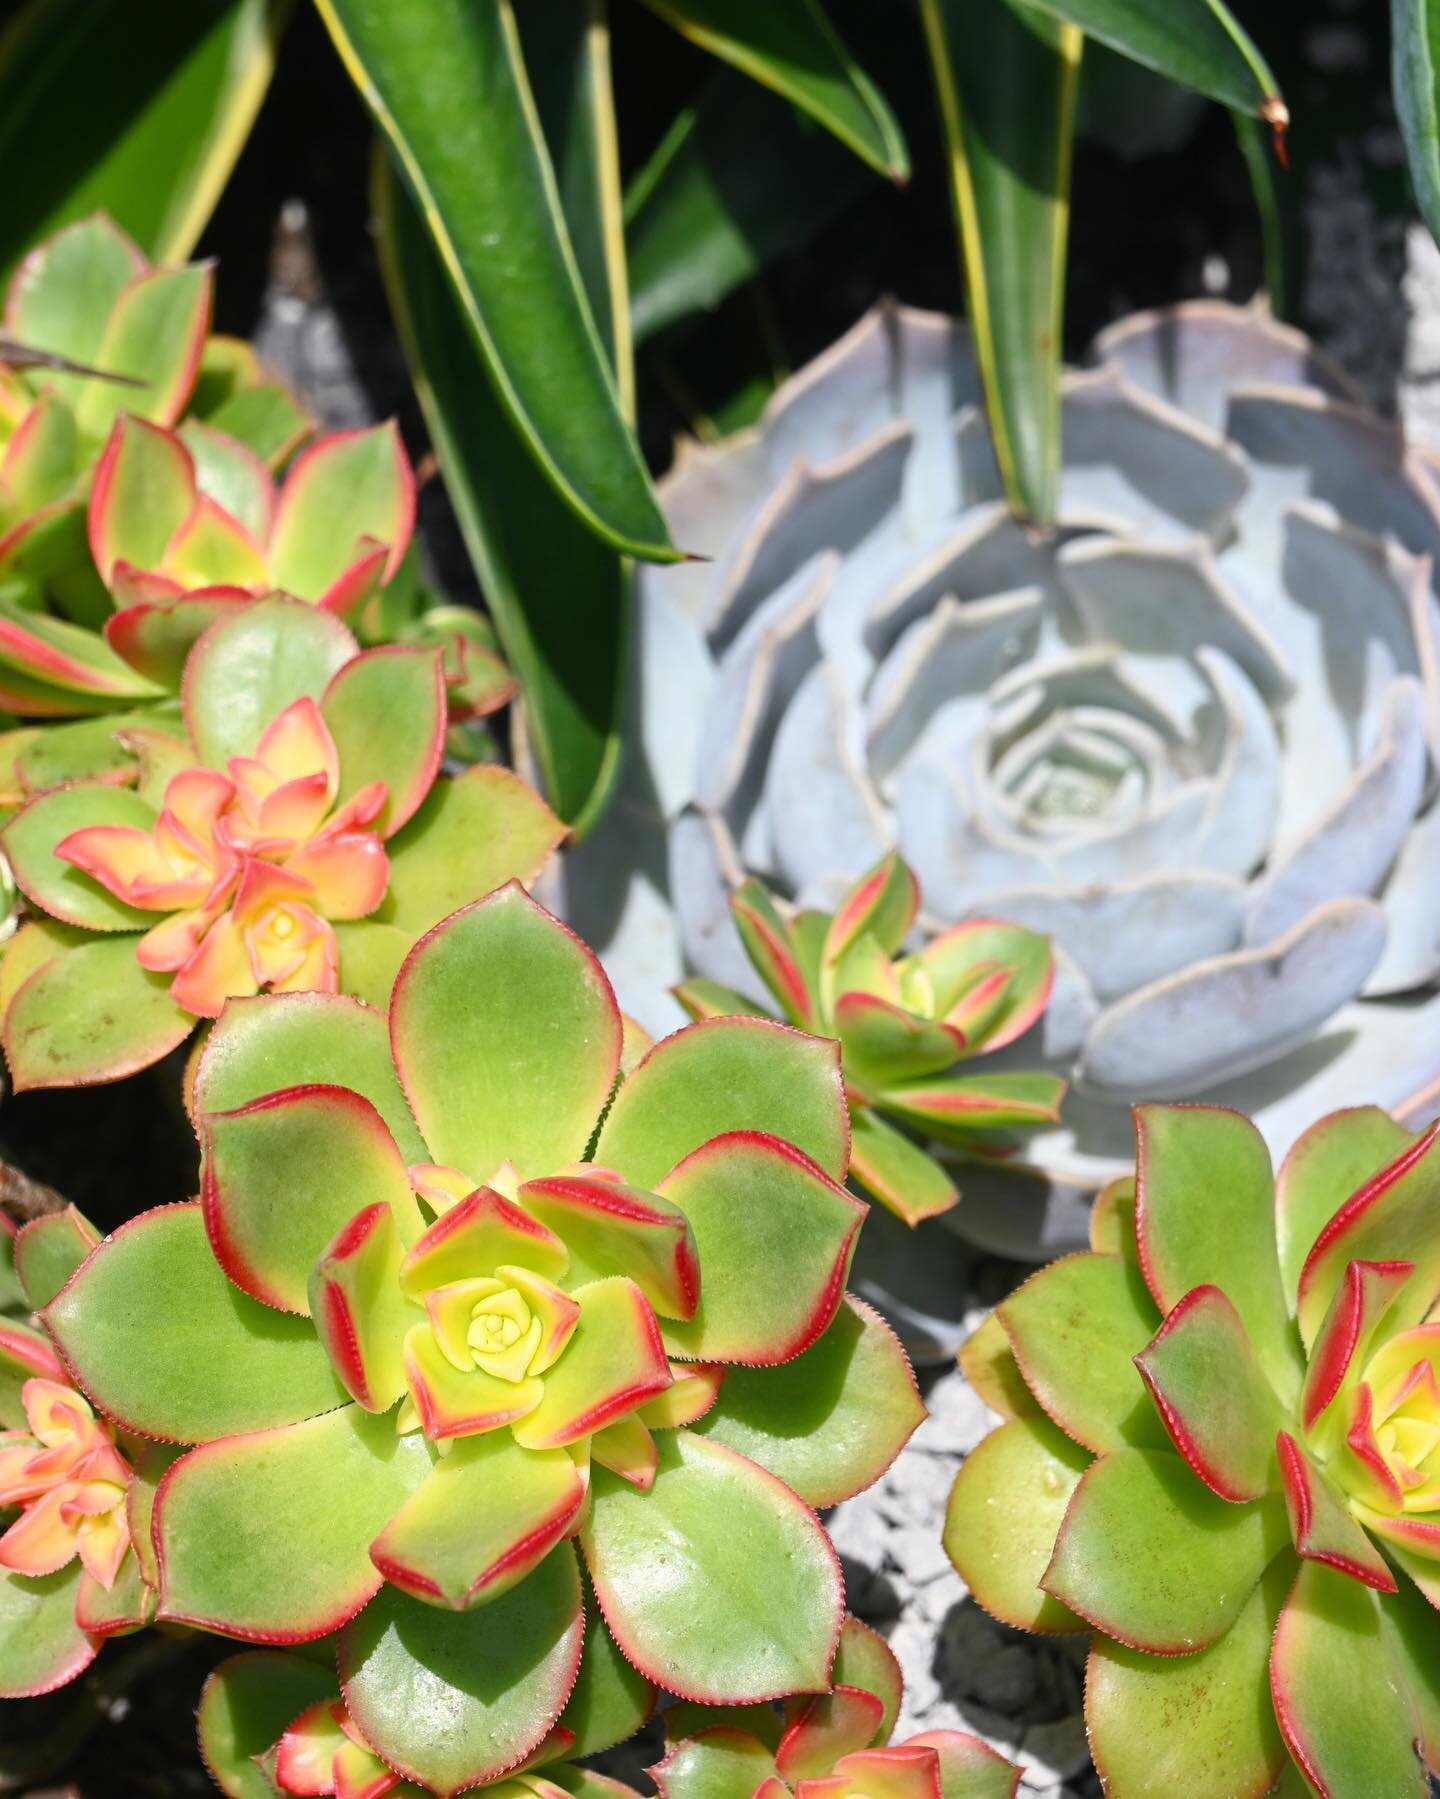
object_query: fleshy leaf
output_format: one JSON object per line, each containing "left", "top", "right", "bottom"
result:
{"left": 1276, "top": 1431, "right": 1396, "bottom": 1591}
{"left": 836, "top": 995, "right": 963, "bottom": 1090}
{"left": 692, "top": 1295, "right": 923, "bottom": 1507}
{"left": 999, "top": 1253, "right": 1164, "bottom": 1455}
{"left": 338, "top": 1544, "right": 584, "bottom": 1796}
{"left": 519, "top": 1173, "right": 699, "bottom": 1320}
{"left": 1300, "top": 1258, "right": 1414, "bottom": 1432}
{"left": 1042, "top": 1446, "right": 1289, "bottom": 1653}
{"left": 1134, "top": 1105, "right": 1303, "bottom": 1404}
{"left": 656, "top": 1132, "right": 864, "bottom": 1365}
{"left": 906, "top": 1731, "right": 1019, "bottom": 1799}
{"left": 88, "top": 413, "right": 196, "bottom": 579}
{"left": 127, "top": 1441, "right": 183, "bottom": 1591}
{"left": 268, "top": 423, "right": 414, "bottom": 601}
{"left": 198, "top": 1651, "right": 340, "bottom": 1799}
{"left": 652, "top": 1726, "right": 779, "bottom": 1799}
{"left": 311, "top": 1204, "right": 416, "bottom": 1413}
{"left": 13, "top": 1206, "right": 99, "bottom": 1310}
{"left": 943, "top": 1415, "right": 1088, "bottom": 1633}
{"left": 370, "top": 1429, "right": 585, "bottom": 1608}
{"left": 731, "top": 878, "right": 814, "bottom": 1028}
{"left": 558, "top": 1600, "right": 657, "bottom": 1757}
{"left": 583, "top": 1428, "right": 842, "bottom": 1702}
{"left": 878, "top": 1072, "right": 1063, "bottom": 1142}
{"left": 0, "top": 1562, "right": 96, "bottom": 1698}
{"left": 777, "top": 1685, "right": 886, "bottom": 1781}
{"left": 322, "top": 645, "right": 444, "bottom": 838}
{"left": 4, "top": 783, "right": 157, "bottom": 930}
{"left": 847, "top": 1105, "right": 957, "bottom": 1225}
{"left": 958, "top": 1313, "right": 1040, "bottom": 1422}
{"left": 156, "top": 1403, "right": 432, "bottom": 1641}
{"left": 0, "top": 1323, "right": 63, "bottom": 1426}
{"left": 832, "top": 1615, "right": 903, "bottom": 1743}
{"left": 1274, "top": 1106, "right": 1415, "bottom": 1308}
{"left": 1270, "top": 1560, "right": 1430, "bottom": 1798}
{"left": 44, "top": 1202, "right": 344, "bottom": 1441}
{"left": 824, "top": 853, "right": 919, "bottom": 967}
{"left": 5, "top": 934, "right": 193, "bottom": 1089}
{"left": 1135, "top": 1285, "right": 1285, "bottom": 1502}
{"left": 512, "top": 1276, "right": 671, "bottom": 1449}
{"left": 595, "top": 1017, "right": 848, "bottom": 1190}
{"left": 390, "top": 884, "right": 620, "bottom": 1181}
{"left": 203, "top": 1084, "right": 423, "bottom": 1314}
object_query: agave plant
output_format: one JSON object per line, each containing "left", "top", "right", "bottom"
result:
{"left": 676, "top": 850, "right": 1059, "bottom": 1227}
{"left": 652, "top": 1613, "right": 1018, "bottom": 1799}
{"left": 0, "top": 213, "right": 309, "bottom": 719}
{"left": 197, "top": 1642, "right": 645, "bottom": 1799}
{"left": 569, "top": 299, "right": 1440, "bottom": 1257}
{"left": 0, "top": 1204, "right": 167, "bottom": 1696}
{"left": 946, "top": 1102, "right": 1440, "bottom": 1797}
{"left": 39, "top": 885, "right": 922, "bottom": 1791}
{"left": 0, "top": 595, "right": 561, "bottom": 1085}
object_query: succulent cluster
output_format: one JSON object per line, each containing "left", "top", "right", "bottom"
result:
{"left": 572, "top": 299, "right": 1440, "bottom": 1255}
{"left": 946, "top": 1102, "right": 1440, "bottom": 1797}
{"left": 0, "top": 596, "right": 560, "bottom": 1084}
{"left": 676, "top": 850, "right": 1059, "bottom": 1226}
{"left": 35, "top": 885, "right": 923, "bottom": 1788}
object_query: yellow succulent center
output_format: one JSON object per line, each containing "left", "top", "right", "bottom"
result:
{"left": 466, "top": 1283, "right": 543, "bottom": 1382}
{"left": 1372, "top": 1363, "right": 1440, "bottom": 1509}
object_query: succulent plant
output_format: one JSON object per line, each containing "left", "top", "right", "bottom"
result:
{"left": 39, "top": 885, "right": 922, "bottom": 1791}
{"left": 675, "top": 850, "right": 1059, "bottom": 1226}
{"left": 0, "top": 214, "right": 309, "bottom": 719}
{"left": 197, "top": 1641, "right": 647, "bottom": 1799}
{"left": 0, "top": 595, "right": 562, "bottom": 1086}
{"left": 0, "top": 1203, "right": 166, "bottom": 1697}
{"left": 569, "top": 298, "right": 1440, "bottom": 1257}
{"left": 945, "top": 1101, "right": 1440, "bottom": 1797}
{"left": 652, "top": 1613, "right": 1019, "bottom": 1799}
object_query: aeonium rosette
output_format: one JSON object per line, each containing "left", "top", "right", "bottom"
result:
{"left": 40, "top": 886, "right": 924, "bottom": 1794}
{"left": 945, "top": 1103, "right": 1440, "bottom": 1797}
{"left": 652, "top": 1614, "right": 1018, "bottom": 1799}
{"left": 676, "top": 850, "right": 1060, "bottom": 1228}
{"left": 0, "top": 1205, "right": 170, "bottom": 1697}
{"left": 0, "top": 596, "right": 563, "bottom": 1087}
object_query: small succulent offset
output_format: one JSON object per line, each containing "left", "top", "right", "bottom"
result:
{"left": 197, "top": 1641, "right": 647, "bottom": 1799}
{"left": 945, "top": 1102, "right": 1440, "bottom": 1797}
{"left": 0, "top": 596, "right": 562, "bottom": 1086}
{"left": 676, "top": 851, "right": 1059, "bottom": 1225}
{"left": 575, "top": 299, "right": 1440, "bottom": 1253}
{"left": 41, "top": 886, "right": 923, "bottom": 1793}
{"left": 652, "top": 1614, "right": 1019, "bottom": 1799}
{"left": 0, "top": 1204, "right": 163, "bottom": 1697}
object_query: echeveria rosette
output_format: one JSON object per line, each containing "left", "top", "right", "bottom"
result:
{"left": 653, "top": 1614, "right": 1018, "bottom": 1799}
{"left": 0, "top": 214, "right": 310, "bottom": 721}
{"left": 675, "top": 850, "right": 1060, "bottom": 1227}
{"left": 197, "top": 1643, "right": 648, "bottom": 1799}
{"left": 571, "top": 297, "right": 1440, "bottom": 1258}
{"left": 41, "top": 885, "right": 923, "bottom": 1793}
{"left": 0, "top": 1203, "right": 164, "bottom": 1698}
{"left": 945, "top": 1103, "right": 1440, "bottom": 1797}
{"left": 0, "top": 595, "right": 563, "bottom": 1087}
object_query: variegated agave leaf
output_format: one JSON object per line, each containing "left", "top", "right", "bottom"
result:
{"left": 565, "top": 299, "right": 1440, "bottom": 1274}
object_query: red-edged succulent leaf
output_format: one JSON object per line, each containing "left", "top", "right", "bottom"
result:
{"left": 518, "top": 1173, "right": 699, "bottom": 1321}
{"left": 583, "top": 1429, "right": 843, "bottom": 1703}
{"left": 1295, "top": 1123, "right": 1440, "bottom": 1351}
{"left": 639, "top": 1363, "right": 726, "bottom": 1431}
{"left": 1300, "top": 1258, "right": 1415, "bottom": 1431}
{"left": 0, "top": 1561, "right": 98, "bottom": 1698}
{"left": 594, "top": 1016, "right": 849, "bottom": 1191}
{"left": 321, "top": 646, "right": 445, "bottom": 839}
{"left": 6, "top": 217, "right": 142, "bottom": 356}
{"left": 163, "top": 493, "right": 267, "bottom": 587}
{"left": 74, "top": 1552, "right": 153, "bottom": 1637}
{"left": 651, "top": 1725, "right": 780, "bottom": 1799}
{"left": 400, "top": 1186, "right": 568, "bottom": 1292}
{"left": 1275, "top": 1430, "right": 1396, "bottom": 1591}
{"left": 0, "top": 593, "right": 160, "bottom": 703}
{"left": 390, "top": 884, "right": 621, "bottom": 1182}
{"left": 4, "top": 782, "right": 157, "bottom": 930}
{"left": 512, "top": 1277, "right": 671, "bottom": 1449}
{"left": 1042, "top": 1447, "right": 1289, "bottom": 1653}
{"left": 338, "top": 1545, "right": 583, "bottom": 1797}
{"left": 878, "top": 1072, "right": 1063, "bottom": 1142}
{"left": 558, "top": 1601, "right": 658, "bottom": 1757}
{"left": 912, "top": 919, "right": 1054, "bottom": 1053}
{"left": 403, "top": 1321, "right": 542, "bottom": 1441}
{"left": 197, "top": 1650, "right": 339, "bottom": 1799}
{"left": 777, "top": 1685, "right": 887, "bottom": 1781}
{"left": 105, "top": 587, "right": 251, "bottom": 685}
{"left": 78, "top": 262, "right": 213, "bottom": 440}
{"left": 273, "top": 1697, "right": 349, "bottom": 1794}
{"left": 0, "top": 1321, "right": 65, "bottom": 1426}
{"left": 311, "top": 1204, "right": 417, "bottom": 1413}
{"left": 155, "top": 1404, "right": 432, "bottom": 1642}
{"left": 903, "top": 1731, "right": 1019, "bottom": 1799}
{"left": 1089, "top": 1175, "right": 1138, "bottom": 1259}
{"left": 958, "top": 1313, "right": 1040, "bottom": 1422}
{"left": 832, "top": 1615, "right": 903, "bottom": 1742}
{"left": 691, "top": 1295, "right": 923, "bottom": 1507}
{"left": 203, "top": 1084, "right": 423, "bottom": 1315}
{"left": 126, "top": 1441, "right": 182, "bottom": 1591}
{"left": 89, "top": 413, "right": 196, "bottom": 582}
{"left": 817, "top": 1743, "right": 942, "bottom": 1799}
{"left": 731, "top": 879, "right": 815, "bottom": 1028}
{"left": 824, "top": 853, "right": 919, "bottom": 968}
{"left": 43, "top": 1203, "right": 344, "bottom": 1442}
{"left": 835, "top": 994, "right": 963, "bottom": 1089}
{"left": 12, "top": 1206, "right": 98, "bottom": 1311}
{"left": 5, "top": 933, "right": 194, "bottom": 1089}
{"left": 1275, "top": 1106, "right": 1416, "bottom": 1309}
{"left": 656, "top": 1132, "right": 863, "bottom": 1366}
{"left": 180, "top": 418, "right": 277, "bottom": 542}
{"left": 672, "top": 978, "right": 773, "bottom": 1024}
{"left": 369, "top": 1430, "right": 585, "bottom": 1609}
{"left": 1135, "top": 1285, "right": 1285, "bottom": 1503}
{"left": 268, "top": 423, "right": 415, "bottom": 602}
{"left": 846, "top": 1105, "right": 957, "bottom": 1225}
{"left": 1134, "top": 1105, "right": 1304, "bottom": 1404}
{"left": 1270, "top": 1559, "right": 1431, "bottom": 1797}
{"left": 998, "top": 1253, "right": 1164, "bottom": 1456}
{"left": 943, "top": 1416, "right": 1088, "bottom": 1634}
{"left": 591, "top": 1412, "right": 659, "bottom": 1489}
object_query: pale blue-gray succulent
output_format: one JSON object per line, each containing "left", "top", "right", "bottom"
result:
{"left": 565, "top": 300, "right": 1440, "bottom": 1268}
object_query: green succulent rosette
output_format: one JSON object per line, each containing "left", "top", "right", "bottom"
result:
{"left": 676, "top": 851, "right": 1061, "bottom": 1226}
{"left": 40, "top": 885, "right": 923, "bottom": 1792}
{"left": 946, "top": 1102, "right": 1440, "bottom": 1797}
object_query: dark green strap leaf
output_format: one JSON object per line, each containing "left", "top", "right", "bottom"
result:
{"left": 0, "top": 0, "right": 285, "bottom": 278}
{"left": 316, "top": 0, "right": 677, "bottom": 563}
{"left": 1394, "top": 0, "right": 1440, "bottom": 249}
{"left": 921, "top": 0, "right": 1081, "bottom": 525}
{"left": 639, "top": 0, "right": 908, "bottom": 179}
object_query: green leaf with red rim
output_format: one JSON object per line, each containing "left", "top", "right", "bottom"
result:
{"left": 1274, "top": 1106, "right": 1415, "bottom": 1309}
{"left": 267, "top": 423, "right": 415, "bottom": 604}
{"left": 519, "top": 1173, "right": 699, "bottom": 1320}
{"left": 321, "top": 645, "right": 445, "bottom": 839}
{"left": 0, "top": 1562, "right": 97, "bottom": 1698}
{"left": 511, "top": 1276, "right": 672, "bottom": 1449}
{"left": 197, "top": 1651, "right": 340, "bottom": 1799}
